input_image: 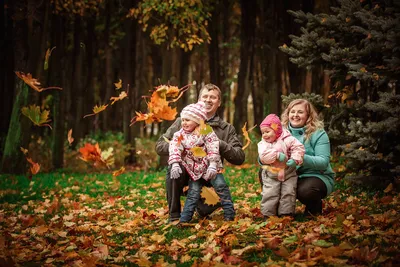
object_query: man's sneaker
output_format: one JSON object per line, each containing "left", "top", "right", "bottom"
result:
{"left": 168, "top": 217, "right": 180, "bottom": 224}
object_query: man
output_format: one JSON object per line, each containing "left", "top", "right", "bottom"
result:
{"left": 155, "top": 83, "right": 245, "bottom": 222}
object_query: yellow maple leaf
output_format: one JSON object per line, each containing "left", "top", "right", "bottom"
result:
{"left": 241, "top": 122, "right": 257, "bottom": 150}
{"left": 191, "top": 146, "right": 206, "bottom": 157}
{"left": 199, "top": 120, "right": 213, "bottom": 135}
{"left": 110, "top": 91, "right": 128, "bottom": 105}
{"left": 114, "top": 79, "right": 122, "bottom": 90}
{"left": 200, "top": 186, "right": 220, "bottom": 206}
{"left": 83, "top": 104, "right": 109, "bottom": 118}
{"left": 21, "top": 105, "right": 52, "bottom": 129}
{"left": 262, "top": 165, "right": 282, "bottom": 174}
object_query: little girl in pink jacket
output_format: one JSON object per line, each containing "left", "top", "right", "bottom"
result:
{"left": 258, "top": 114, "right": 305, "bottom": 217}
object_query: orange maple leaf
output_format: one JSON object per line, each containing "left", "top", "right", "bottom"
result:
{"left": 110, "top": 91, "right": 128, "bottom": 105}
{"left": 79, "top": 143, "right": 106, "bottom": 167}
{"left": 242, "top": 122, "right": 257, "bottom": 150}
{"left": 83, "top": 104, "right": 109, "bottom": 118}
{"left": 112, "top": 166, "right": 125, "bottom": 177}
{"left": 67, "top": 129, "right": 74, "bottom": 145}
{"left": 200, "top": 186, "right": 220, "bottom": 206}
{"left": 15, "top": 71, "right": 62, "bottom": 92}
{"left": 176, "top": 134, "right": 184, "bottom": 146}
{"left": 26, "top": 157, "right": 40, "bottom": 175}
{"left": 114, "top": 79, "right": 122, "bottom": 90}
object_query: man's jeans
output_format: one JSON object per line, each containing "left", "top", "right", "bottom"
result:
{"left": 166, "top": 164, "right": 235, "bottom": 222}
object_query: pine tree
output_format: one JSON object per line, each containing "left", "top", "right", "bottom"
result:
{"left": 280, "top": 0, "right": 400, "bottom": 186}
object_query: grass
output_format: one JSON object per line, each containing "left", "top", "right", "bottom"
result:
{"left": 0, "top": 165, "right": 399, "bottom": 266}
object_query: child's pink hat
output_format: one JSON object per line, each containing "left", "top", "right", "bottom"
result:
{"left": 260, "top": 114, "right": 283, "bottom": 138}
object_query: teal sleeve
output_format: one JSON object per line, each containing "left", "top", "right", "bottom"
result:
{"left": 302, "top": 132, "right": 331, "bottom": 170}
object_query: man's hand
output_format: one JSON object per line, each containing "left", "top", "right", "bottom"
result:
{"left": 204, "top": 162, "right": 218, "bottom": 180}
{"left": 286, "top": 159, "right": 297, "bottom": 167}
{"left": 170, "top": 163, "right": 182, "bottom": 179}
{"left": 277, "top": 152, "right": 286, "bottom": 162}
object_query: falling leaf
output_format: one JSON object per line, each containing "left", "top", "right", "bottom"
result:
{"left": 21, "top": 105, "right": 52, "bottom": 129}
{"left": 176, "top": 134, "right": 184, "bottom": 146}
{"left": 20, "top": 147, "right": 28, "bottom": 155}
{"left": 83, "top": 104, "right": 109, "bottom": 118}
{"left": 101, "top": 147, "right": 114, "bottom": 167}
{"left": 383, "top": 183, "right": 393, "bottom": 193}
{"left": 200, "top": 186, "right": 220, "bottom": 206}
{"left": 241, "top": 122, "right": 257, "bottom": 150}
{"left": 114, "top": 79, "right": 122, "bottom": 90}
{"left": 44, "top": 46, "right": 56, "bottom": 70}
{"left": 79, "top": 143, "right": 106, "bottom": 167}
{"left": 15, "top": 71, "right": 62, "bottom": 92}
{"left": 190, "top": 146, "right": 206, "bottom": 157}
{"left": 110, "top": 91, "right": 128, "bottom": 105}
{"left": 67, "top": 129, "right": 74, "bottom": 145}
{"left": 26, "top": 157, "right": 40, "bottom": 175}
{"left": 112, "top": 166, "right": 125, "bottom": 177}
{"left": 162, "top": 136, "right": 170, "bottom": 143}
{"left": 199, "top": 120, "right": 213, "bottom": 135}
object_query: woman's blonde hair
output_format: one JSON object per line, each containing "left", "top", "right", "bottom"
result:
{"left": 281, "top": 99, "right": 324, "bottom": 141}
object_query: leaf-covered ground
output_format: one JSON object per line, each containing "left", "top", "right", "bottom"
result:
{"left": 0, "top": 166, "right": 399, "bottom": 266}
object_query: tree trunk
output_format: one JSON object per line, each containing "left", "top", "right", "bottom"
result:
{"left": 1, "top": 0, "right": 32, "bottom": 174}
{"left": 234, "top": 0, "right": 256, "bottom": 131}
{"left": 50, "top": 15, "right": 65, "bottom": 169}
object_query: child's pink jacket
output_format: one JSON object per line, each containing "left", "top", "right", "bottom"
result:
{"left": 168, "top": 128, "right": 222, "bottom": 180}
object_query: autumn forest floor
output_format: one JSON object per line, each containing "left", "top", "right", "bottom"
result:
{"left": 0, "top": 165, "right": 399, "bottom": 266}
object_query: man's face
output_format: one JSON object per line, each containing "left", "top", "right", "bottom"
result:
{"left": 199, "top": 89, "right": 221, "bottom": 118}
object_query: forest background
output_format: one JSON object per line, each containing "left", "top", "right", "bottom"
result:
{"left": 0, "top": 0, "right": 399, "bottom": 188}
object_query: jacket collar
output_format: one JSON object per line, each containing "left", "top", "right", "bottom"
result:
{"left": 289, "top": 124, "right": 306, "bottom": 136}
{"left": 206, "top": 114, "right": 227, "bottom": 129}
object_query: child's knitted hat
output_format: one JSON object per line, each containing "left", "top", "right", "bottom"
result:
{"left": 260, "top": 114, "right": 283, "bottom": 138}
{"left": 181, "top": 101, "right": 208, "bottom": 124}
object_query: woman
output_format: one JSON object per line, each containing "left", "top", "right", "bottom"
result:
{"left": 281, "top": 99, "right": 335, "bottom": 216}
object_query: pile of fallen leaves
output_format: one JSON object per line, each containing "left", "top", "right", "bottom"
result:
{"left": 0, "top": 166, "right": 399, "bottom": 266}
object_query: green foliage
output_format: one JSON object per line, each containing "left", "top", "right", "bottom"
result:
{"left": 281, "top": 92, "right": 325, "bottom": 113}
{"left": 128, "top": 0, "right": 212, "bottom": 51}
{"left": 280, "top": 0, "right": 400, "bottom": 183}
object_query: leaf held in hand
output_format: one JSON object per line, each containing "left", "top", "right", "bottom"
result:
{"left": 190, "top": 146, "right": 206, "bottom": 157}
{"left": 200, "top": 186, "right": 220, "bottom": 206}
{"left": 21, "top": 105, "right": 52, "bottom": 129}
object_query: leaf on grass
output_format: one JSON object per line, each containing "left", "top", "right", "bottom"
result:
{"left": 110, "top": 91, "right": 127, "bottom": 105}
{"left": 190, "top": 146, "right": 206, "bottom": 157}
{"left": 44, "top": 46, "right": 56, "bottom": 70}
{"left": 83, "top": 104, "right": 109, "bottom": 118}
{"left": 67, "top": 129, "right": 74, "bottom": 145}
{"left": 112, "top": 166, "right": 125, "bottom": 177}
{"left": 199, "top": 120, "right": 213, "bottom": 135}
{"left": 26, "top": 157, "right": 40, "bottom": 175}
{"left": 242, "top": 122, "right": 257, "bottom": 150}
{"left": 15, "top": 71, "right": 62, "bottom": 92}
{"left": 114, "top": 79, "right": 122, "bottom": 90}
{"left": 21, "top": 105, "right": 52, "bottom": 129}
{"left": 200, "top": 186, "right": 220, "bottom": 206}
